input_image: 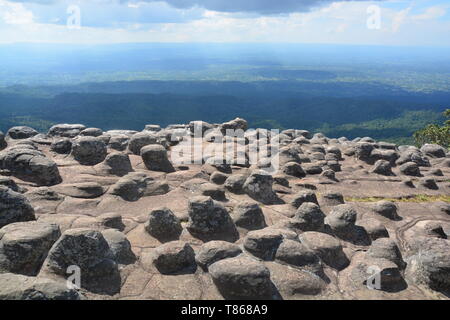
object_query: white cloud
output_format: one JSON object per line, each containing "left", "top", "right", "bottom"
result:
{"left": 0, "top": 0, "right": 34, "bottom": 25}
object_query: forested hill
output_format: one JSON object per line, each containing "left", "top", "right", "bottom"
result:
{"left": 0, "top": 80, "right": 448, "bottom": 145}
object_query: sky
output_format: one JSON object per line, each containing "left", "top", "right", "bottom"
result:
{"left": 0, "top": 0, "right": 449, "bottom": 45}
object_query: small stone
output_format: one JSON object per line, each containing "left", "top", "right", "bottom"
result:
{"left": 195, "top": 241, "right": 242, "bottom": 270}
{"left": 150, "top": 241, "right": 196, "bottom": 275}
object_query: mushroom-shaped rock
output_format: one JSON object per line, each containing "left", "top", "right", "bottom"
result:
{"left": 224, "top": 174, "right": 246, "bottom": 194}
{"left": 282, "top": 162, "right": 306, "bottom": 178}
{"left": 141, "top": 144, "right": 175, "bottom": 173}
{"left": 0, "top": 273, "right": 82, "bottom": 300}
{"left": 41, "top": 228, "right": 119, "bottom": 294}
{"left": 6, "top": 126, "right": 39, "bottom": 140}
{"left": 290, "top": 191, "right": 318, "bottom": 208}
{"left": 300, "top": 231, "right": 349, "bottom": 270}
{"left": 243, "top": 228, "right": 284, "bottom": 260}
{"left": 325, "top": 204, "right": 358, "bottom": 239}
{"left": 95, "top": 152, "right": 133, "bottom": 177}
{"left": 356, "top": 218, "right": 389, "bottom": 241}
{"left": 0, "top": 148, "right": 62, "bottom": 186}
{"left": 195, "top": 241, "right": 242, "bottom": 270}
{"left": 108, "top": 134, "right": 129, "bottom": 151}
{"left": 232, "top": 201, "right": 266, "bottom": 230}
{"left": 71, "top": 136, "right": 107, "bottom": 165}
{"left": 145, "top": 207, "right": 182, "bottom": 242}
{"left": 150, "top": 241, "right": 196, "bottom": 275}
{"left": 367, "top": 238, "right": 406, "bottom": 269}
{"left": 399, "top": 161, "right": 421, "bottom": 176}
{"left": 48, "top": 124, "right": 86, "bottom": 138}
{"left": 110, "top": 172, "right": 169, "bottom": 201}
{"left": 210, "top": 171, "right": 229, "bottom": 185}
{"left": 419, "top": 178, "right": 439, "bottom": 190}
{"left": 320, "top": 192, "right": 345, "bottom": 206}
{"left": 420, "top": 144, "right": 446, "bottom": 158}
{"left": 186, "top": 196, "right": 237, "bottom": 241}
{"left": 128, "top": 131, "right": 159, "bottom": 155}
{"left": 372, "top": 201, "right": 400, "bottom": 220}
{"left": 80, "top": 127, "right": 103, "bottom": 137}
{"left": 200, "top": 183, "right": 226, "bottom": 201}
{"left": 209, "top": 256, "right": 273, "bottom": 300}
{"left": 371, "top": 160, "right": 394, "bottom": 176}
{"left": 220, "top": 118, "right": 248, "bottom": 134}
{"left": 102, "top": 229, "right": 135, "bottom": 265}
{"left": 293, "top": 202, "right": 325, "bottom": 232}
{"left": 0, "top": 186, "right": 35, "bottom": 228}
{"left": 0, "top": 221, "right": 61, "bottom": 275}
{"left": 52, "top": 182, "right": 104, "bottom": 199}
{"left": 243, "top": 170, "right": 279, "bottom": 205}
{"left": 406, "top": 238, "right": 450, "bottom": 292}
{"left": 96, "top": 212, "right": 124, "bottom": 231}
{"left": 354, "top": 142, "right": 375, "bottom": 163}
{"left": 50, "top": 138, "right": 72, "bottom": 154}
{"left": 275, "top": 239, "right": 323, "bottom": 276}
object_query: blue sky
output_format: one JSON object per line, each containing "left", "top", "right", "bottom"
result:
{"left": 0, "top": 0, "right": 449, "bottom": 45}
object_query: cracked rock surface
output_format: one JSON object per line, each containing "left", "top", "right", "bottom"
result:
{"left": 0, "top": 119, "right": 449, "bottom": 300}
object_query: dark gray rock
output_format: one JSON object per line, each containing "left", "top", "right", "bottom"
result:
{"left": 372, "top": 201, "right": 400, "bottom": 220}
{"left": 325, "top": 204, "right": 358, "bottom": 239}
{"left": 80, "top": 128, "right": 103, "bottom": 137}
{"left": 71, "top": 136, "right": 107, "bottom": 165}
{"left": 321, "top": 192, "right": 345, "bottom": 206}
{"left": 282, "top": 162, "right": 306, "bottom": 178}
{"left": 290, "top": 191, "right": 318, "bottom": 208}
{"left": 108, "top": 134, "right": 130, "bottom": 151}
{"left": 420, "top": 144, "right": 446, "bottom": 158}
{"left": 145, "top": 207, "right": 182, "bottom": 242}
{"left": 0, "top": 177, "right": 22, "bottom": 193}
{"left": 0, "top": 131, "right": 7, "bottom": 150}
{"left": 0, "top": 186, "right": 35, "bottom": 228}
{"left": 232, "top": 201, "right": 266, "bottom": 230}
{"left": 186, "top": 196, "right": 237, "bottom": 241}
{"left": 0, "top": 147, "right": 62, "bottom": 186}
{"left": 102, "top": 229, "right": 135, "bottom": 265}
{"left": 0, "top": 221, "right": 61, "bottom": 275}
{"left": 7, "top": 126, "right": 38, "bottom": 140}
{"left": 367, "top": 238, "right": 406, "bottom": 269}
{"left": 356, "top": 218, "right": 389, "bottom": 241}
{"left": 371, "top": 160, "right": 394, "bottom": 176}
{"left": 0, "top": 273, "right": 82, "bottom": 300}
{"left": 110, "top": 172, "right": 169, "bottom": 201}
{"left": 300, "top": 231, "right": 349, "bottom": 270}
{"left": 150, "top": 241, "right": 196, "bottom": 275}
{"left": 399, "top": 161, "right": 421, "bottom": 176}
{"left": 406, "top": 238, "right": 450, "bottom": 293}
{"left": 128, "top": 131, "right": 159, "bottom": 155}
{"left": 195, "top": 241, "right": 242, "bottom": 270}
{"left": 41, "top": 228, "right": 120, "bottom": 294}
{"left": 243, "top": 170, "right": 280, "bottom": 205}
{"left": 354, "top": 142, "right": 375, "bottom": 163}
{"left": 200, "top": 183, "right": 226, "bottom": 201}
{"left": 141, "top": 144, "right": 174, "bottom": 173}
{"left": 224, "top": 174, "right": 246, "bottom": 194}
{"left": 50, "top": 138, "right": 72, "bottom": 154}
{"left": 209, "top": 256, "right": 273, "bottom": 299}
{"left": 243, "top": 228, "right": 284, "bottom": 260}
{"left": 96, "top": 152, "right": 133, "bottom": 177}
{"left": 275, "top": 239, "right": 323, "bottom": 276}
{"left": 48, "top": 124, "right": 86, "bottom": 138}
{"left": 210, "top": 171, "right": 229, "bottom": 185}
{"left": 293, "top": 203, "right": 326, "bottom": 231}
{"left": 419, "top": 178, "right": 439, "bottom": 190}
